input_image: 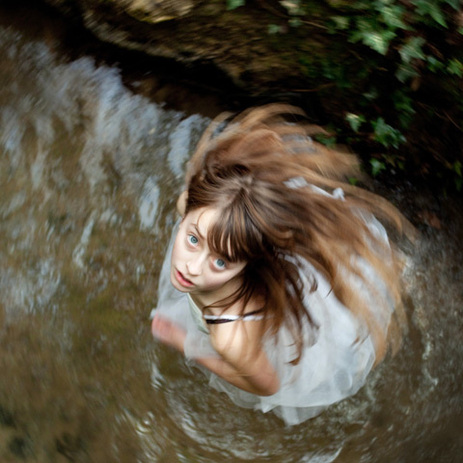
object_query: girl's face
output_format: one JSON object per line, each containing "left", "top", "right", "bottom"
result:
{"left": 170, "top": 207, "right": 246, "bottom": 300}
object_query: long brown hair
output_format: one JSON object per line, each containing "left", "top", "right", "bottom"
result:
{"left": 184, "top": 104, "right": 412, "bottom": 364}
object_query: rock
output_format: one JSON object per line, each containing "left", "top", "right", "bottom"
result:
{"left": 125, "top": 0, "right": 196, "bottom": 23}
{"left": 39, "top": 0, "right": 322, "bottom": 95}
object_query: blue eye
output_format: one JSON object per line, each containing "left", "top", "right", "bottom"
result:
{"left": 214, "top": 258, "right": 226, "bottom": 269}
{"left": 187, "top": 234, "right": 199, "bottom": 245}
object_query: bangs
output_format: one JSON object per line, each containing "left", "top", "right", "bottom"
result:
{"left": 207, "top": 204, "right": 261, "bottom": 264}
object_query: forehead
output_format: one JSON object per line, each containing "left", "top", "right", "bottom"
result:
{"left": 184, "top": 207, "right": 220, "bottom": 235}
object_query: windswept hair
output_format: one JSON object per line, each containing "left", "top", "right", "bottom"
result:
{"left": 184, "top": 104, "right": 413, "bottom": 364}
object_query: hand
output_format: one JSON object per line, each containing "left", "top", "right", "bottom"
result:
{"left": 151, "top": 314, "right": 186, "bottom": 353}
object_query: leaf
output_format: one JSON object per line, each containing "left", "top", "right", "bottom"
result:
{"left": 427, "top": 4, "right": 447, "bottom": 27}
{"left": 370, "top": 159, "right": 386, "bottom": 177}
{"left": 426, "top": 56, "right": 445, "bottom": 72}
{"left": 372, "top": 117, "right": 406, "bottom": 148}
{"left": 226, "top": 0, "right": 245, "bottom": 11}
{"left": 396, "top": 63, "right": 420, "bottom": 83}
{"left": 331, "top": 16, "right": 350, "bottom": 31}
{"left": 399, "top": 36, "right": 426, "bottom": 63}
{"left": 346, "top": 113, "right": 366, "bottom": 132}
{"left": 314, "top": 133, "right": 337, "bottom": 148}
{"left": 455, "top": 177, "right": 463, "bottom": 192}
{"left": 392, "top": 91, "right": 415, "bottom": 127}
{"left": 360, "top": 28, "right": 396, "bottom": 55}
{"left": 268, "top": 24, "right": 281, "bottom": 35}
{"left": 444, "top": 0, "right": 460, "bottom": 10}
{"left": 453, "top": 161, "right": 462, "bottom": 177}
{"left": 414, "top": 0, "right": 447, "bottom": 28}
{"left": 447, "top": 59, "right": 463, "bottom": 77}
{"left": 289, "top": 17, "right": 303, "bottom": 28}
{"left": 380, "top": 5, "right": 408, "bottom": 30}
{"left": 281, "top": 0, "right": 303, "bottom": 16}
{"left": 393, "top": 91, "right": 415, "bottom": 114}
{"left": 363, "top": 88, "right": 379, "bottom": 101}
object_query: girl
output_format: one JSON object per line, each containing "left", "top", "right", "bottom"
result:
{"left": 151, "top": 104, "right": 411, "bottom": 425}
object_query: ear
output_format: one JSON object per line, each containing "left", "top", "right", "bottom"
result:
{"left": 176, "top": 191, "right": 188, "bottom": 216}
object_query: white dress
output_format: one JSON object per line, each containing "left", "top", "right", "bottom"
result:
{"left": 152, "top": 189, "right": 394, "bottom": 426}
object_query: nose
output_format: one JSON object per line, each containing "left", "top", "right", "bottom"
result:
{"left": 186, "top": 256, "right": 204, "bottom": 276}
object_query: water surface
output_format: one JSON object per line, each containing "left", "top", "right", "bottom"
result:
{"left": 0, "top": 4, "right": 462, "bottom": 462}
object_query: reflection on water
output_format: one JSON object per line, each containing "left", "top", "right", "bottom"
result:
{"left": 0, "top": 5, "right": 462, "bottom": 463}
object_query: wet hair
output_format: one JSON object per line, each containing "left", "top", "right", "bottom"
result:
{"left": 184, "top": 104, "right": 412, "bottom": 364}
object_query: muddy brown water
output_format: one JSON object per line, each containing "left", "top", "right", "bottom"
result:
{"left": 0, "top": 4, "right": 462, "bottom": 463}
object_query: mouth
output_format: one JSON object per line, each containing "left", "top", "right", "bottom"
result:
{"left": 174, "top": 269, "right": 194, "bottom": 288}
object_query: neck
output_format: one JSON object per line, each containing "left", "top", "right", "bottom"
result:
{"left": 190, "top": 277, "right": 243, "bottom": 312}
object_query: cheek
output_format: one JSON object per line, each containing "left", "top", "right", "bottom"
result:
{"left": 207, "top": 274, "right": 231, "bottom": 288}
{"left": 211, "top": 268, "right": 243, "bottom": 286}
{"left": 171, "top": 235, "right": 183, "bottom": 263}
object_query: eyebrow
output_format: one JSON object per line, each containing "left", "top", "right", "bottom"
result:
{"left": 192, "top": 223, "right": 206, "bottom": 240}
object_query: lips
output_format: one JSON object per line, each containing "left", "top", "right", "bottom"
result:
{"left": 175, "top": 269, "right": 194, "bottom": 288}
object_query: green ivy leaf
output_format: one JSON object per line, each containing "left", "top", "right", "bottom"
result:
{"left": 444, "top": 0, "right": 460, "bottom": 9}
{"left": 455, "top": 177, "right": 462, "bottom": 192}
{"left": 331, "top": 16, "right": 350, "bottom": 30}
{"left": 226, "top": 0, "right": 245, "bottom": 10}
{"left": 370, "top": 159, "right": 386, "bottom": 177}
{"left": 372, "top": 117, "right": 406, "bottom": 148}
{"left": 447, "top": 59, "right": 463, "bottom": 77}
{"left": 268, "top": 24, "right": 281, "bottom": 35}
{"left": 363, "top": 88, "right": 379, "bottom": 101}
{"left": 426, "top": 56, "right": 445, "bottom": 72}
{"left": 281, "top": 0, "right": 303, "bottom": 16}
{"left": 289, "top": 17, "right": 303, "bottom": 28}
{"left": 392, "top": 91, "right": 415, "bottom": 127}
{"left": 454, "top": 161, "right": 462, "bottom": 177}
{"left": 359, "top": 28, "right": 396, "bottom": 55}
{"left": 414, "top": 0, "right": 447, "bottom": 28}
{"left": 346, "top": 113, "right": 366, "bottom": 132}
{"left": 380, "top": 5, "right": 408, "bottom": 30}
{"left": 399, "top": 36, "right": 426, "bottom": 63}
{"left": 314, "top": 133, "right": 337, "bottom": 148}
{"left": 396, "top": 63, "right": 420, "bottom": 83}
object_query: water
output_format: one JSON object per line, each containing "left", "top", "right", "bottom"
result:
{"left": 0, "top": 4, "right": 462, "bottom": 462}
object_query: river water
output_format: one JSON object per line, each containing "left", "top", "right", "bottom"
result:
{"left": 0, "top": 3, "right": 462, "bottom": 463}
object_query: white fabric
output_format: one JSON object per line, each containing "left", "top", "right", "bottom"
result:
{"left": 152, "top": 194, "right": 394, "bottom": 426}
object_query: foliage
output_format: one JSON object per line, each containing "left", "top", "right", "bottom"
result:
{"left": 226, "top": 0, "right": 463, "bottom": 190}
{"left": 326, "top": 0, "right": 462, "bottom": 189}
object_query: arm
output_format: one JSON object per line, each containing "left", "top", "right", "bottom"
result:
{"left": 206, "top": 321, "right": 280, "bottom": 396}
{"left": 195, "top": 345, "right": 280, "bottom": 396}
{"left": 152, "top": 314, "right": 280, "bottom": 396}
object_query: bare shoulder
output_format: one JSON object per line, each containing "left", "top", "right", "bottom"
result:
{"left": 208, "top": 298, "right": 267, "bottom": 364}
{"left": 209, "top": 320, "right": 265, "bottom": 369}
